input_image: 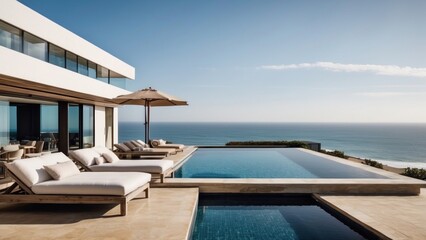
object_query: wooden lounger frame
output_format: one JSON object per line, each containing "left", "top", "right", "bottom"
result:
{"left": 152, "top": 145, "right": 184, "bottom": 152}
{"left": 0, "top": 168, "right": 149, "bottom": 216}
{"left": 114, "top": 151, "right": 170, "bottom": 159}
{"left": 73, "top": 160, "right": 174, "bottom": 184}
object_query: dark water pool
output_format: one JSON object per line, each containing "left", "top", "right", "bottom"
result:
{"left": 192, "top": 194, "right": 377, "bottom": 240}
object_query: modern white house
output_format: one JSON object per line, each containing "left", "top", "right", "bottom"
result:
{"left": 0, "top": 0, "right": 134, "bottom": 154}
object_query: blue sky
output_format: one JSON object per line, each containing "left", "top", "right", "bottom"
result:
{"left": 20, "top": 0, "right": 426, "bottom": 122}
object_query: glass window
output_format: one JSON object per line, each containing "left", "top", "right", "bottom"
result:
{"left": 109, "top": 78, "right": 127, "bottom": 89}
{"left": 78, "top": 57, "right": 88, "bottom": 76}
{"left": 23, "top": 32, "right": 47, "bottom": 61}
{"left": 109, "top": 70, "right": 127, "bottom": 89}
{"left": 48, "top": 44, "right": 65, "bottom": 67}
{"left": 68, "top": 104, "right": 80, "bottom": 150}
{"left": 96, "top": 65, "right": 109, "bottom": 83}
{"left": 0, "top": 101, "right": 10, "bottom": 146}
{"left": 88, "top": 61, "right": 96, "bottom": 78}
{"left": 82, "top": 105, "right": 94, "bottom": 148}
{"left": 0, "top": 21, "right": 22, "bottom": 52}
{"left": 9, "top": 105, "right": 16, "bottom": 142}
{"left": 40, "top": 104, "right": 58, "bottom": 151}
{"left": 40, "top": 105, "right": 58, "bottom": 133}
{"left": 66, "top": 52, "right": 77, "bottom": 72}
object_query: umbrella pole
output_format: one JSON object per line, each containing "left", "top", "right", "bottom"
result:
{"left": 147, "top": 103, "right": 151, "bottom": 144}
{"left": 144, "top": 102, "right": 148, "bottom": 143}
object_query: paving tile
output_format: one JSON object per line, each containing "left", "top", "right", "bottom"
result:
{"left": 0, "top": 188, "right": 198, "bottom": 240}
{"left": 320, "top": 188, "right": 426, "bottom": 240}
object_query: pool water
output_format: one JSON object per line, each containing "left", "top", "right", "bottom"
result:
{"left": 192, "top": 194, "right": 373, "bottom": 240}
{"left": 175, "top": 148, "right": 387, "bottom": 178}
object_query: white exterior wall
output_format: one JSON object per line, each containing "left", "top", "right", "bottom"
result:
{"left": 113, "top": 107, "right": 119, "bottom": 146}
{"left": 0, "top": 0, "right": 135, "bottom": 80}
{"left": 94, "top": 106, "right": 106, "bottom": 147}
{"left": 0, "top": 47, "right": 130, "bottom": 99}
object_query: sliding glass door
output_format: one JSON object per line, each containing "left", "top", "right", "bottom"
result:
{"left": 82, "top": 105, "right": 94, "bottom": 148}
{"left": 0, "top": 101, "right": 10, "bottom": 146}
{"left": 67, "top": 103, "right": 94, "bottom": 150}
{"left": 68, "top": 104, "right": 80, "bottom": 150}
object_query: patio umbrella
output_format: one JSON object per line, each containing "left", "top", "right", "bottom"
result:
{"left": 112, "top": 87, "right": 188, "bottom": 143}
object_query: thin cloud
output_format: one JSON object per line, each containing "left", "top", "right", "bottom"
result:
{"left": 355, "top": 92, "right": 426, "bottom": 97}
{"left": 259, "top": 62, "right": 426, "bottom": 78}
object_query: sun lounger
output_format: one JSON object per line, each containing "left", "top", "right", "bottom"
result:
{"left": 0, "top": 152, "right": 150, "bottom": 216}
{"left": 114, "top": 143, "right": 176, "bottom": 158}
{"left": 150, "top": 139, "right": 185, "bottom": 151}
{"left": 69, "top": 147, "right": 174, "bottom": 183}
{"left": 124, "top": 141, "right": 179, "bottom": 154}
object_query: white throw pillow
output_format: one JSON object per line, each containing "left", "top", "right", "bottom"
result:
{"left": 159, "top": 139, "right": 167, "bottom": 145}
{"left": 102, "top": 152, "right": 120, "bottom": 163}
{"left": 94, "top": 156, "right": 106, "bottom": 165}
{"left": 44, "top": 161, "right": 80, "bottom": 180}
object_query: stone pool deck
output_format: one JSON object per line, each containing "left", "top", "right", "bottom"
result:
{"left": 318, "top": 188, "right": 426, "bottom": 240}
{"left": 0, "top": 188, "right": 199, "bottom": 240}
{"left": 0, "top": 187, "right": 424, "bottom": 239}
{"left": 165, "top": 146, "right": 197, "bottom": 166}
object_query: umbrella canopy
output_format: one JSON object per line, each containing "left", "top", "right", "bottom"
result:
{"left": 113, "top": 87, "right": 188, "bottom": 143}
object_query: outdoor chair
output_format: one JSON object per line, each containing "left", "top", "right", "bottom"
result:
{"left": 0, "top": 152, "right": 150, "bottom": 216}
{"left": 70, "top": 147, "right": 175, "bottom": 183}
{"left": 26, "top": 141, "right": 36, "bottom": 147}
{"left": 19, "top": 141, "right": 37, "bottom": 155}
{"left": 0, "top": 145, "right": 24, "bottom": 162}
{"left": 25, "top": 141, "right": 46, "bottom": 158}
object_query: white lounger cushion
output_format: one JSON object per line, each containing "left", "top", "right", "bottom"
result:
{"left": 89, "top": 160, "right": 174, "bottom": 174}
{"left": 7, "top": 152, "right": 71, "bottom": 187}
{"left": 102, "top": 152, "right": 120, "bottom": 163}
{"left": 44, "top": 161, "right": 80, "bottom": 180}
{"left": 69, "top": 148, "right": 100, "bottom": 166}
{"left": 32, "top": 172, "right": 151, "bottom": 196}
{"left": 151, "top": 139, "right": 184, "bottom": 150}
{"left": 94, "top": 156, "right": 106, "bottom": 165}
{"left": 92, "top": 146, "right": 113, "bottom": 155}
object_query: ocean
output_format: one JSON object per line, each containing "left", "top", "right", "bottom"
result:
{"left": 119, "top": 122, "right": 426, "bottom": 167}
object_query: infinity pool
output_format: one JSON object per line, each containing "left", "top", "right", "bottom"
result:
{"left": 192, "top": 194, "right": 374, "bottom": 240}
{"left": 175, "top": 148, "right": 387, "bottom": 178}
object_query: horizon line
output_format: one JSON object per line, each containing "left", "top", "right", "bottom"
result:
{"left": 118, "top": 121, "right": 426, "bottom": 124}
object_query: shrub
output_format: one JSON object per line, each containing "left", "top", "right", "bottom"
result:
{"left": 402, "top": 167, "right": 426, "bottom": 180}
{"left": 320, "top": 150, "right": 348, "bottom": 159}
{"left": 363, "top": 159, "right": 383, "bottom": 169}
{"left": 225, "top": 141, "right": 308, "bottom": 148}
